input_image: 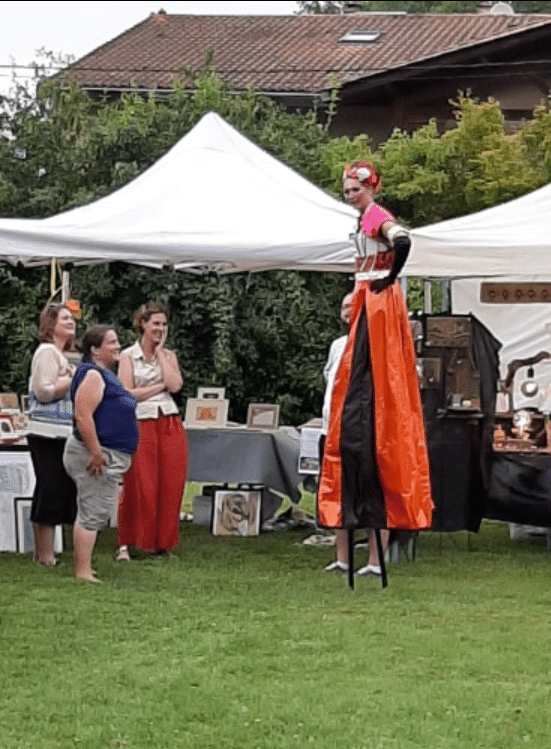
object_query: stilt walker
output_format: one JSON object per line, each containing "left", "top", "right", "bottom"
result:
{"left": 318, "top": 161, "right": 433, "bottom": 588}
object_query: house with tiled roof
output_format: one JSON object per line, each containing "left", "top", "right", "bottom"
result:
{"left": 64, "top": 8, "right": 551, "bottom": 145}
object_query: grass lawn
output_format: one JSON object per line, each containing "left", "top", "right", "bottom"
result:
{"left": 1, "top": 502, "right": 551, "bottom": 749}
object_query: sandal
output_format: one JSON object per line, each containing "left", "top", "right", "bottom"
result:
{"left": 116, "top": 546, "right": 130, "bottom": 561}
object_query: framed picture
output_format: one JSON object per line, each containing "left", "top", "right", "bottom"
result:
{"left": 14, "top": 498, "right": 34, "bottom": 553}
{"left": 0, "top": 415, "right": 15, "bottom": 437}
{"left": 197, "top": 387, "right": 226, "bottom": 400}
{"left": 417, "top": 358, "right": 442, "bottom": 390}
{"left": 0, "top": 392, "right": 18, "bottom": 410}
{"left": 11, "top": 412, "right": 29, "bottom": 432}
{"left": 425, "top": 316, "right": 472, "bottom": 348}
{"left": 246, "top": 404, "right": 280, "bottom": 430}
{"left": 298, "top": 426, "right": 322, "bottom": 475}
{"left": 185, "top": 398, "right": 229, "bottom": 428}
{"left": 211, "top": 489, "right": 262, "bottom": 537}
{"left": 0, "top": 452, "right": 35, "bottom": 552}
{"left": 14, "top": 497, "right": 63, "bottom": 554}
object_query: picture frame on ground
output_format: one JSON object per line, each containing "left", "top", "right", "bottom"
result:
{"left": 211, "top": 489, "right": 262, "bottom": 536}
{"left": 197, "top": 387, "right": 226, "bottom": 400}
{"left": 185, "top": 398, "right": 229, "bottom": 428}
{"left": 14, "top": 497, "right": 63, "bottom": 553}
{"left": 246, "top": 404, "right": 280, "bottom": 430}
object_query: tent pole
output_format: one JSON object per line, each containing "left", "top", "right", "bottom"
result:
{"left": 423, "top": 280, "right": 432, "bottom": 314}
{"left": 61, "top": 269, "right": 70, "bottom": 302}
{"left": 441, "top": 279, "right": 451, "bottom": 313}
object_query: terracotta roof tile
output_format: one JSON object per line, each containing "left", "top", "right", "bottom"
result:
{"left": 66, "top": 12, "right": 551, "bottom": 93}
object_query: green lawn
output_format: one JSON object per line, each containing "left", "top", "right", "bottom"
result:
{"left": 1, "top": 514, "right": 551, "bottom": 749}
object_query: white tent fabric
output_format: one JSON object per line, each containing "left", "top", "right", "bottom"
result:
{"left": 3, "top": 109, "right": 550, "bottom": 278}
{"left": 409, "top": 183, "right": 551, "bottom": 279}
{"left": 0, "top": 112, "right": 361, "bottom": 273}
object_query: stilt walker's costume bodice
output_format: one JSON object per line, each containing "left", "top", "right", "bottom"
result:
{"left": 317, "top": 204, "right": 433, "bottom": 531}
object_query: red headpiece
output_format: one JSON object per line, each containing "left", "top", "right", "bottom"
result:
{"left": 343, "top": 161, "right": 381, "bottom": 191}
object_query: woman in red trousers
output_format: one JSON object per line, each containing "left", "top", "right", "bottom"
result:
{"left": 116, "top": 302, "right": 188, "bottom": 559}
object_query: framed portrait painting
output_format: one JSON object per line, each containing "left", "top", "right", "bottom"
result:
{"left": 211, "top": 489, "right": 262, "bottom": 537}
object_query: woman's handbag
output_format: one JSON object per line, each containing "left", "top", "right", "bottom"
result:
{"left": 27, "top": 390, "right": 73, "bottom": 426}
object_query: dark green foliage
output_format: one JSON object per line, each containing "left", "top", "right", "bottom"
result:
{"left": 65, "top": 265, "right": 349, "bottom": 425}
{"left": 297, "top": 1, "right": 346, "bottom": 11}
{"left": 355, "top": 1, "right": 479, "bottom": 10}
{"left": 3, "top": 59, "right": 551, "bottom": 424}
{"left": 0, "top": 68, "right": 346, "bottom": 424}
{"left": 298, "top": 1, "right": 551, "bottom": 11}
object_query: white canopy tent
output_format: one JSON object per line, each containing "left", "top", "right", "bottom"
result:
{"left": 0, "top": 112, "right": 359, "bottom": 273}
{"left": 1, "top": 106, "right": 550, "bottom": 384}
{"left": 408, "top": 183, "right": 551, "bottom": 279}
{"left": 3, "top": 107, "right": 549, "bottom": 279}
{"left": 409, "top": 185, "right": 551, "bottom": 409}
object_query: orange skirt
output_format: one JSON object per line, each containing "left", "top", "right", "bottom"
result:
{"left": 317, "top": 281, "right": 432, "bottom": 530}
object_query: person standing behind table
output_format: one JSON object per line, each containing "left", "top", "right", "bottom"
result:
{"left": 116, "top": 302, "right": 189, "bottom": 560}
{"left": 63, "top": 325, "right": 138, "bottom": 583}
{"left": 27, "top": 303, "right": 77, "bottom": 567}
{"left": 321, "top": 293, "right": 390, "bottom": 574}
{"left": 317, "top": 161, "right": 432, "bottom": 579}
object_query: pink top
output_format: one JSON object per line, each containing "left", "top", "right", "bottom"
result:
{"left": 361, "top": 203, "right": 395, "bottom": 240}
{"left": 355, "top": 203, "right": 395, "bottom": 275}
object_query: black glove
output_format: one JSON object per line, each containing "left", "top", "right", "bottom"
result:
{"left": 370, "top": 235, "right": 411, "bottom": 294}
{"left": 370, "top": 276, "right": 395, "bottom": 294}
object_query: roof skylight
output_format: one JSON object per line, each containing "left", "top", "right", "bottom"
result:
{"left": 340, "top": 29, "right": 381, "bottom": 43}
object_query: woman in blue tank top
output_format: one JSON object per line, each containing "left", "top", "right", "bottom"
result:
{"left": 63, "top": 325, "right": 138, "bottom": 583}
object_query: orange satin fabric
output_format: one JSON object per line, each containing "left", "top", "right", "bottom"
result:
{"left": 317, "top": 281, "right": 433, "bottom": 530}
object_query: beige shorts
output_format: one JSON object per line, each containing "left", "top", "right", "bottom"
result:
{"left": 63, "top": 435, "right": 132, "bottom": 531}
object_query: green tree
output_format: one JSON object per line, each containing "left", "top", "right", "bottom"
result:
{"left": 298, "top": 1, "right": 551, "bottom": 11}
{"left": 3, "top": 61, "right": 551, "bottom": 424}
{"left": 0, "top": 67, "right": 349, "bottom": 424}
{"left": 352, "top": 1, "right": 478, "bottom": 10}
{"left": 298, "top": 1, "right": 345, "bottom": 11}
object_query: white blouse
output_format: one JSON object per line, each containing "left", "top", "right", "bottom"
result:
{"left": 123, "top": 341, "right": 179, "bottom": 420}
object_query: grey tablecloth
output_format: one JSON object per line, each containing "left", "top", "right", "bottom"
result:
{"left": 186, "top": 427, "right": 302, "bottom": 503}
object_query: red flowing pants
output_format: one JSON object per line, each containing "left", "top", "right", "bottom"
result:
{"left": 118, "top": 414, "right": 188, "bottom": 551}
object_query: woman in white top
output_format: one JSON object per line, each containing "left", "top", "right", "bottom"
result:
{"left": 27, "top": 303, "right": 77, "bottom": 566}
{"left": 116, "top": 302, "right": 188, "bottom": 558}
